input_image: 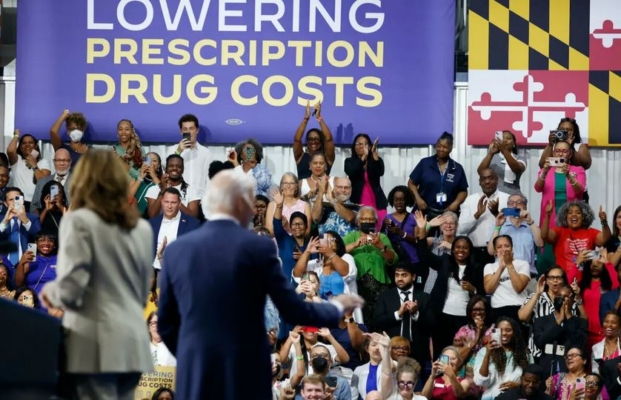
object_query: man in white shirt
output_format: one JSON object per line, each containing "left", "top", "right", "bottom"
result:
{"left": 31, "top": 148, "right": 72, "bottom": 211}
{"left": 145, "top": 155, "right": 201, "bottom": 218}
{"left": 166, "top": 114, "right": 211, "bottom": 199}
{"left": 458, "top": 168, "right": 509, "bottom": 266}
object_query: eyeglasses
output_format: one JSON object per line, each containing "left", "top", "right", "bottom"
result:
{"left": 392, "top": 346, "right": 410, "bottom": 351}
{"left": 565, "top": 353, "right": 582, "bottom": 360}
{"left": 149, "top": 321, "right": 158, "bottom": 327}
{"left": 397, "top": 381, "right": 415, "bottom": 389}
{"left": 586, "top": 380, "right": 599, "bottom": 387}
{"left": 507, "top": 200, "right": 525, "bottom": 206}
{"left": 472, "top": 307, "right": 486, "bottom": 312}
{"left": 53, "top": 159, "right": 71, "bottom": 163}
{"left": 547, "top": 275, "right": 564, "bottom": 281}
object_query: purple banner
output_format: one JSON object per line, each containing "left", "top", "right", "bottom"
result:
{"left": 16, "top": 0, "right": 455, "bottom": 145}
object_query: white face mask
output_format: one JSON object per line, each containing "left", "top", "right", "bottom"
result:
{"left": 69, "top": 129, "right": 83, "bottom": 142}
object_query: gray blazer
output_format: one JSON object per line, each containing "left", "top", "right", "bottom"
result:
{"left": 43, "top": 208, "right": 154, "bottom": 374}
{"left": 31, "top": 173, "right": 72, "bottom": 211}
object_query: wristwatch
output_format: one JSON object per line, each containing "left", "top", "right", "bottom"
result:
{"left": 346, "top": 318, "right": 355, "bottom": 323}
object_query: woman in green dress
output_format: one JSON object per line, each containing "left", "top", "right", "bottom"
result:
{"left": 130, "top": 152, "right": 162, "bottom": 218}
{"left": 113, "top": 119, "right": 144, "bottom": 179}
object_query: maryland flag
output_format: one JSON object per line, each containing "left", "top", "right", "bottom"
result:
{"left": 467, "top": 0, "right": 621, "bottom": 146}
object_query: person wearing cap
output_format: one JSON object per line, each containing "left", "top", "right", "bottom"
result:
{"left": 496, "top": 364, "right": 553, "bottom": 400}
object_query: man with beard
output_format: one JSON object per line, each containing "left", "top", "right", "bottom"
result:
{"left": 313, "top": 176, "right": 357, "bottom": 237}
{"left": 496, "top": 364, "right": 553, "bottom": 400}
{"left": 532, "top": 285, "right": 587, "bottom": 378}
{"left": 372, "top": 262, "right": 431, "bottom": 373}
{"left": 31, "top": 148, "right": 72, "bottom": 211}
{"left": 458, "top": 168, "right": 509, "bottom": 267}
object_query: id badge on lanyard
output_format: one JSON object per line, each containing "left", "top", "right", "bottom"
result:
{"left": 436, "top": 163, "right": 447, "bottom": 206}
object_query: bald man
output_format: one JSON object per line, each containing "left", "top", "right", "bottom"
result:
{"left": 31, "top": 148, "right": 72, "bottom": 212}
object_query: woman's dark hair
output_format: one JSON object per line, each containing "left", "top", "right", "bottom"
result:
{"left": 255, "top": 194, "right": 270, "bottom": 205}
{"left": 585, "top": 372, "right": 604, "bottom": 389}
{"left": 492, "top": 234, "right": 513, "bottom": 249}
{"left": 235, "top": 138, "right": 264, "bottom": 163}
{"left": 40, "top": 180, "right": 68, "bottom": 211}
{"left": 0, "top": 152, "right": 10, "bottom": 168}
{"left": 466, "top": 295, "right": 492, "bottom": 328}
{"left": 16, "top": 134, "right": 42, "bottom": 161}
{"left": 13, "top": 286, "right": 41, "bottom": 309}
{"left": 605, "top": 206, "right": 621, "bottom": 252}
{"left": 544, "top": 266, "right": 569, "bottom": 292}
{"left": 289, "top": 211, "right": 308, "bottom": 228}
{"left": 580, "top": 259, "right": 613, "bottom": 293}
{"left": 325, "top": 230, "right": 346, "bottom": 257}
{"left": 305, "top": 128, "right": 326, "bottom": 152}
{"left": 350, "top": 133, "right": 372, "bottom": 158}
{"left": 601, "top": 310, "right": 621, "bottom": 327}
{"left": 564, "top": 346, "right": 587, "bottom": 364}
{"left": 437, "top": 132, "right": 454, "bottom": 147}
{"left": 387, "top": 185, "right": 415, "bottom": 208}
{"left": 502, "top": 130, "right": 519, "bottom": 155}
{"left": 489, "top": 316, "right": 529, "bottom": 375}
{"left": 151, "top": 387, "right": 175, "bottom": 400}
{"left": 0, "top": 263, "right": 13, "bottom": 291}
{"left": 309, "top": 151, "right": 327, "bottom": 165}
{"left": 208, "top": 160, "right": 235, "bottom": 179}
{"left": 449, "top": 236, "right": 475, "bottom": 284}
{"left": 558, "top": 117, "right": 582, "bottom": 144}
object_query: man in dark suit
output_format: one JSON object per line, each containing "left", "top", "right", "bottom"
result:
{"left": 158, "top": 170, "right": 363, "bottom": 400}
{"left": 600, "top": 266, "right": 621, "bottom": 325}
{"left": 372, "top": 262, "right": 432, "bottom": 367}
{"left": 0, "top": 187, "right": 41, "bottom": 267}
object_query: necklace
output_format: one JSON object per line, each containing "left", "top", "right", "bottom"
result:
{"left": 604, "top": 338, "right": 619, "bottom": 358}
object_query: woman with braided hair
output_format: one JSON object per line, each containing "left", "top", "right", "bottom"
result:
{"left": 474, "top": 316, "right": 532, "bottom": 400}
{"left": 113, "top": 119, "right": 144, "bottom": 179}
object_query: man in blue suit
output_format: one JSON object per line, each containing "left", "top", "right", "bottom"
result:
{"left": 149, "top": 187, "right": 200, "bottom": 298}
{"left": 158, "top": 170, "right": 364, "bottom": 400}
{"left": 600, "top": 265, "right": 621, "bottom": 325}
{"left": 0, "top": 187, "right": 41, "bottom": 267}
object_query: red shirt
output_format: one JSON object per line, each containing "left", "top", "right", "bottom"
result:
{"left": 553, "top": 227, "right": 600, "bottom": 283}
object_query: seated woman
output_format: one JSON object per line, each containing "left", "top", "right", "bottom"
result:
{"left": 484, "top": 235, "right": 531, "bottom": 323}
{"left": 113, "top": 119, "right": 144, "bottom": 180}
{"left": 299, "top": 152, "right": 334, "bottom": 206}
{"left": 50, "top": 110, "right": 90, "bottom": 164}
{"left": 292, "top": 101, "right": 335, "bottom": 180}
{"left": 293, "top": 231, "right": 361, "bottom": 322}
{"left": 38, "top": 181, "right": 68, "bottom": 237}
{"left": 13, "top": 286, "right": 41, "bottom": 309}
{"left": 545, "top": 346, "right": 588, "bottom": 400}
{"left": 265, "top": 173, "right": 312, "bottom": 237}
{"left": 129, "top": 152, "right": 162, "bottom": 218}
{"left": 422, "top": 346, "right": 472, "bottom": 400}
{"left": 0, "top": 261, "right": 14, "bottom": 300}
{"left": 474, "top": 316, "right": 531, "bottom": 400}
{"left": 541, "top": 201, "right": 611, "bottom": 284}
{"left": 477, "top": 130, "right": 527, "bottom": 195}
{"left": 14, "top": 232, "right": 58, "bottom": 296}
{"left": 382, "top": 186, "right": 419, "bottom": 266}
{"left": 147, "top": 312, "right": 176, "bottom": 367}
{"left": 7, "top": 131, "right": 51, "bottom": 211}
{"left": 453, "top": 295, "right": 495, "bottom": 379}
{"left": 534, "top": 139, "right": 586, "bottom": 271}
{"left": 345, "top": 133, "right": 388, "bottom": 229}
{"left": 230, "top": 138, "right": 272, "bottom": 197}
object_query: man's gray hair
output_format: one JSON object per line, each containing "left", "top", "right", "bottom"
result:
{"left": 202, "top": 169, "right": 255, "bottom": 217}
{"left": 356, "top": 206, "right": 378, "bottom": 224}
{"left": 508, "top": 193, "right": 528, "bottom": 207}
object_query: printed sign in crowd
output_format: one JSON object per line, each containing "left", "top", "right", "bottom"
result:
{"left": 133, "top": 366, "right": 176, "bottom": 400}
{"left": 16, "top": 0, "right": 455, "bottom": 144}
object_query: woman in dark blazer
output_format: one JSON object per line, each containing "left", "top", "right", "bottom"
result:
{"left": 414, "top": 210, "right": 484, "bottom": 361}
{"left": 345, "top": 133, "right": 387, "bottom": 229}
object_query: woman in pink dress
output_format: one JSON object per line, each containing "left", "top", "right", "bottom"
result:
{"left": 345, "top": 134, "right": 387, "bottom": 231}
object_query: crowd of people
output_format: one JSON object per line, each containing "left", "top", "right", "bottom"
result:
{"left": 1, "top": 103, "right": 620, "bottom": 400}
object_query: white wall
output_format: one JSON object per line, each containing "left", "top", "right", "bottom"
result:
{"left": 2, "top": 80, "right": 619, "bottom": 228}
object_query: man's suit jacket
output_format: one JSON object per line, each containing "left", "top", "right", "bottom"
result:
{"left": 31, "top": 174, "right": 72, "bottom": 211}
{"left": 600, "top": 289, "right": 621, "bottom": 325}
{"left": 533, "top": 313, "right": 587, "bottom": 378}
{"left": 148, "top": 212, "right": 201, "bottom": 260}
{"left": 372, "top": 287, "right": 432, "bottom": 364}
{"left": 158, "top": 219, "right": 342, "bottom": 400}
{"left": 0, "top": 213, "right": 42, "bottom": 252}
{"left": 42, "top": 209, "right": 154, "bottom": 373}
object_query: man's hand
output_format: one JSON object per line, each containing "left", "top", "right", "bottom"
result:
{"left": 176, "top": 137, "right": 191, "bottom": 154}
{"left": 474, "top": 195, "right": 487, "bottom": 220}
{"left": 407, "top": 300, "right": 418, "bottom": 314}
{"left": 15, "top": 204, "right": 28, "bottom": 224}
{"left": 332, "top": 294, "right": 365, "bottom": 315}
{"left": 397, "top": 301, "right": 408, "bottom": 318}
